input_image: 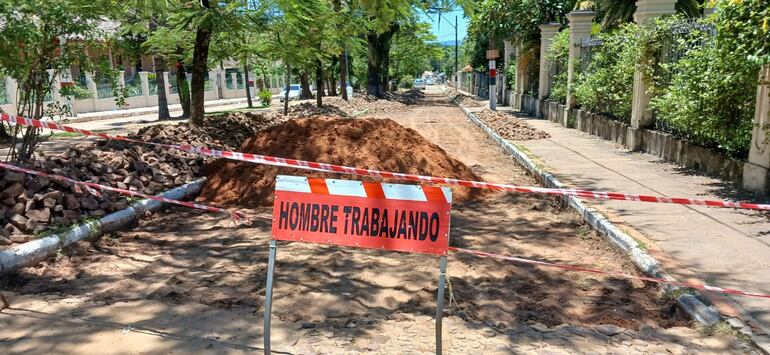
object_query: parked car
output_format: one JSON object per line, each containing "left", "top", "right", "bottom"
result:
{"left": 425, "top": 78, "right": 434, "bottom": 85}
{"left": 278, "top": 84, "right": 301, "bottom": 102}
{"left": 413, "top": 79, "right": 426, "bottom": 89}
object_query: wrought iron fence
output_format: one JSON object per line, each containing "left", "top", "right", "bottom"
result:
{"left": 652, "top": 18, "right": 716, "bottom": 132}
{"left": 579, "top": 36, "right": 603, "bottom": 73}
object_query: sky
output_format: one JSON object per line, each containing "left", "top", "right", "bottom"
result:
{"left": 419, "top": 8, "right": 469, "bottom": 45}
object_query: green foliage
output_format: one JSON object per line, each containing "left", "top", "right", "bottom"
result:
{"left": 712, "top": 0, "right": 770, "bottom": 65}
{"left": 258, "top": 89, "right": 272, "bottom": 106}
{"left": 59, "top": 85, "right": 93, "bottom": 100}
{"left": 647, "top": 10, "right": 764, "bottom": 158}
{"left": 390, "top": 21, "right": 442, "bottom": 79}
{"left": 468, "top": 0, "right": 575, "bottom": 47}
{"left": 574, "top": 25, "right": 637, "bottom": 120}
{"left": 545, "top": 28, "right": 569, "bottom": 103}
{"left": 0, "top": 0, "right": 116, "bottom": 160}
{"left": 400, "top": 75, "right": 415, "bottom": 88}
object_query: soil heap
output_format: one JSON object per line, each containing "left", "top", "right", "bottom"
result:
{"left": 200, "top": 117, "right": 486, "bottom": 206}
{"left": 475, "top": 109, "right": 551, "bottom": 140}
{"left": 287, "top": 96, "right": 408, "bottom": 118}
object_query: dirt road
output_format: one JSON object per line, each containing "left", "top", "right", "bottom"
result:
{"left": 0, "top": 89, "right": 754, "bottom": 354}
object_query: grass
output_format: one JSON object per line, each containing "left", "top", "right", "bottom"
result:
{"left": 698, "top": 321, "right": 751, "bottom": 343}
{"left": 576, "top": 225, "right": 592, "bottom": 240}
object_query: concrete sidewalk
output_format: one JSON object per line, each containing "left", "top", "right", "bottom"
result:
{"left": 471, "top": 105, "right": 770, "bottom": 336}
{"left": 66, "top": 97, "right": 254, "bottom": 123}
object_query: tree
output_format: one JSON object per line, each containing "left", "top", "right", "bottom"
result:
{"left": 573, "top": 0, "right": 704, "bottom": 29}
{"left": 142, "top": 27, "right": 194, "bottom": 117}
{"left": 173, "top": 0, "right": 243, "bottom": 125}
{"left": 119, "top": 0, "right": 174, "bottom": 120}
{"left": 390, "top": 20, "right": 442, "bottom": 82}
{"left": 0, "top": 0, "right": 116, "bottom": 161}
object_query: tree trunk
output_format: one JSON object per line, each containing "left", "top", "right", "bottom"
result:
{"left": 283, "top": 64, "right": 290, "bottom": 115}
{"left": 339, "top": 52, "right": 348, "bottom": 100}
{"left": 175, "top": 61, "right": 191, "bottom": 118}
{"left": 366, "top": 26, "right": 396, "bottom": 98}
{"left": 154, "top": 55, "right": 171, "bottom": 120}
{"left": 333, "top": 0, "right": 348, "bottom": 100}
{"left": 190, "top": 0, "right": 212, "bottom": 126}
{"left": 299, "top": 72, "right": 312, "bottom": 99}
{"left": 244, "top": 63, "right": 253, "bottom": 108}
{"left": 316, "top": 61, "right": 324, "bottom": 108}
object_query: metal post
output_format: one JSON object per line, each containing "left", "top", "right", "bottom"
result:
{"left": 489, "top": 59, "right": 497, "bottom": 111}
{"left": 263, "top": 240, "right": 277, "bottom": 354}
{"left": 435, "top": 255, "right": 447, "bottom": 355}
{"left": 454, "top": 16, "right": 458, "bottom": 80}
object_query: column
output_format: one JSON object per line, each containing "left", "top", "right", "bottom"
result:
{"left": 538, "top": 23, "right": 562, "bottom": 117}
{"left": 565, "top": 11, "right": 596, "bottom": 110}
{"left": 231, "top": 72, "right": 238, "bottom": 93}
{"left": 47, "top": 69, "right": 61, "bottom": 103}
{"left": 743, "top": 65, "right": 770, "bottom": 193}
{"left": 628, "top": 0, "right": 676, "bottom": 149}
{"left": 209, "top": 70, "right": 220, "bottom": 99}
{"left": 162, "top": 71, "right": 171, "bottom": 99}
{"left": 5, "top": 76, "right": 18, "bottom": 115}
{"left": 514, "top": 45, "right": 531, "bottom": 111}
{"left": 139, "top": 71, "right": 150, "bottom": 106}
{"left": 503, "top": 40, "right": 512, "bottom": 105}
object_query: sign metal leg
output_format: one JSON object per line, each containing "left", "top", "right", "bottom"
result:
{"left": 263, "top": 240, "right": 277, "bottom": 355}
{"left": 435, "top": 255, "right": 448, "bottom": 355}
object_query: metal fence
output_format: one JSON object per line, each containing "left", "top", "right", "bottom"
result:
{"left": 579, "top": 36, "right": 604, "bottom": 73}
{"left": 653, "top": 18, "right": 716, "bottom": 132}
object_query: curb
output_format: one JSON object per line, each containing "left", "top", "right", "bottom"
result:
{"left": 453, "top": 102, "right": 721, "bottom": 326}
{"left": 0, "top": 179, "right": 205, "bottom": 274}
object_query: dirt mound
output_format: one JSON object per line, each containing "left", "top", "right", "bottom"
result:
{"left": 200, "top": 117, "right": 486, "bottom": 206}
{"left": 476, "top": 109, "right": 551, "bottom": 140}
{"left": 447, "top": 88, "right": 485, "bottom": 107}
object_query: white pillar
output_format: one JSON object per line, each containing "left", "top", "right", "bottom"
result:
{"left": 231, "top": 72, "right": 238, "bottom": 92}
{"left": 139, "top": 71, "right": 150, "bottom": 106}
{"left": 47, "top": 69, "right": 61, "bottom": 103}
{"left": 538, "top": 23, "right": 562, "bottom": 102}
{"left": 5, "top": 76, "right": 18, "bottom": 115}
{"left": 208, "top": 70, "right": 219, "bottom": 99}
{"left": 565, "top": 11, "right": 596, "bottom": 110}
{"left": 162, "top": 71, "right": 171, "bottom": 99}
{"left": 629, "top": 0, "right": 676, "bottom": 148}
{"left": 744, "top": 65, "right": 770, "bottom": 193}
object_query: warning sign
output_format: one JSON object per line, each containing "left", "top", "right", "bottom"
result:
{"left": 271, "top": 175, "right": 452, "bottom": 255}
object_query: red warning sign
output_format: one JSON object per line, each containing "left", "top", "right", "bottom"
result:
{"left": 271, "top": 176, "right": 452, "bottom": 255}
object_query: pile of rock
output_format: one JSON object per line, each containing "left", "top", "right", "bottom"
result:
{"left": 475, "top": 109, "right": 550, "bottom": 140}
{"left": 1, "top": 110, "right": 284, "bottom": 246}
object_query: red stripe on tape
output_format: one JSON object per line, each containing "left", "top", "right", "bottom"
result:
{"left": 0, "top": 162, "right": 249, "bottom": 224}
{"left": 5, "top": 114, "right": 770, "bottom": 211}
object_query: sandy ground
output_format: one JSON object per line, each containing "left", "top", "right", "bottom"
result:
{"left": 0, "top": 89, "right": 757, "bottom": 354}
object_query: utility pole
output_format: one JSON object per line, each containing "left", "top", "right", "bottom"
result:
{"left": 455, "top": 15, "right": 458, "bottom": 85}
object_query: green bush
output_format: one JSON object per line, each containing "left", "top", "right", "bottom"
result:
{"left": 545, "top": 29, "right": 569, "bottom": 104}
{"left": 59, "top": 84, "right": 93, "bottom": 100}
{"left": 258, "top": 89, "right": 272, "bottom": 106}
{"left": 400, "top": 75, "right": 415, "bottom": 89}
{"left": 574, "top": 25, "right": 637, "bottom": 121}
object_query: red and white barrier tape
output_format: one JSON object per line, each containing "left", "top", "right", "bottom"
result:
{"left": 3, "top": 113, "right": 770, "bottom": 211}
{"left": 449, "top": 246, "right": 770, "bottom": 299}
{"left": 0, "top": 162, "right": 249, "bottom": 224}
